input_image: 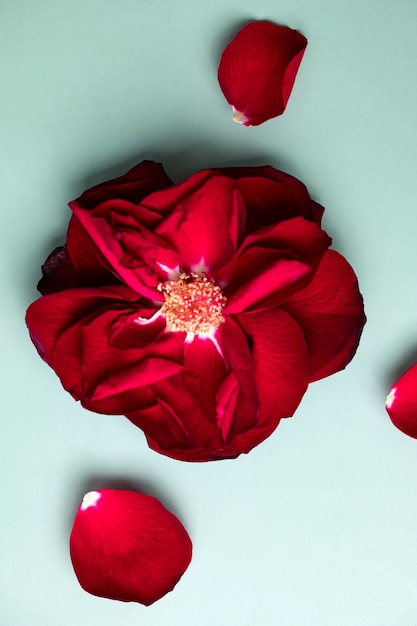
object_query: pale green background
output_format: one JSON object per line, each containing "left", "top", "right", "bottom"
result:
{"left": 2, "top": 0, "right": 417, "bottom": 624}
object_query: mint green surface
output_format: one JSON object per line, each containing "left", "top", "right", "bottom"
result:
{"left": 2, "top": 1, "right": 417, "bottom": 624}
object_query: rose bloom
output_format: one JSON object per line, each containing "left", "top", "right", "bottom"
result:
{"left": 26, "top": 161, "right": 365, "bottom": 461}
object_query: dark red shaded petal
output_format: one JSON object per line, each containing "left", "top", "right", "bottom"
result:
{"left": 37, "top": 245, "right": 80, "bottom": 295}
{"left": 183, "top": 336, "right": 228, "bottom": 421}
{"left": 236, "top": 307, "right": 309, "bottom": 420}
{"left": 128, "top": 320, "right": 262, "bottom": 462}
{"left": 225, "top": 217, "right": 331, "bottom": 313}
{"left": 216, "top": 317, "right": 259, "bottom": 436}
{"left": 214, "top": 420, "right": 284, "bottom": 459}
{"left": 70, "top": 489, "right": 192, "bottom": 605}
{"left": 218, "top": 21, "right": 307, "bottom": 126}
{"left": 38, "top": 216, "right": 120, "bottom": 295}
{"left": 26, "top": 285, "right": 136, "bottom": 367}
{"left": 281, "top": 250, "right": 366, "bottom": 381}
{"left": 129, "top": 310, "right": 309, "bottom": 462}
{"left": 150, "top": 375, "right": 225, "bottom": 450}
{"left": 71, "top": 173, "right": 247, "bottom": 298}
{"left": 76, "top": 161, "right": 173, "bottom": 209}
{"left": 66, "top": 215, "right": 117, "bottom": 282}
{"left": 312, "top": 201, "right": 325, "bottom": 226}
{"left": 26, "top": 287, "right": 185, "bottom": 415}
{"left": 55, "top": 311, "right": 183, "bottom": 413}
{"left": 71, "top": 197, "right": 180, "bottom": 300}
{"left": 127, "top": 402, "right": 193, "bottom": 454}
{"left": 155, "top": 176, "right": 245, "bottom": 277}
{"left": 139, "top": 169, "right": 214, "bottom": 216}
{"left": 385, "top": 364, "right": 417, "bottom": 438}
{"left": 216, "top": 166, "right": 316, "bottom": 232}
{"left": 239, "top": 217, "right": 331, "bottom": 267}
{"left": 224, "top": 249, "right": 313, "bottom": 314}
{"left": 108, "top": 310, "right": 166, "bottom": 349}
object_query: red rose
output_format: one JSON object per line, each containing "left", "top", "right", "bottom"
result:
{"left": 26, "top": 160, "right": 365, "bottom": 461}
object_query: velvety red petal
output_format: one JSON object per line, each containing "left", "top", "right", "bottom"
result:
{"left": 215, "top": 373, "right": 240, "bottom": 441}
{"left": 225, "top": 218, "right": 331, "bottom": 313}
{"left": 183, "top": 336, "right": 228, "bottom": 420}
{"left": 37, "top": 245, "right": 80, "bottom": 295}
{"left": 155, "top": 176, "right": 245, "bottom": 277}
{"left": 385, "top": 364, "right": 417, "bottom": 438}
{"left": 217, "top": 316, "right": 260, "bottom": 435}
{"left": 70, "top": 489, "right": 192, "bottom": 605}
{"left": 142, "top": 309, "right": 308, "bottom": 461}
{"left": 135, "top": 308, "right": 310, "bottom": 462}
{"left": 150, "top": 375, "right": 225, "bottom": 450}
{"left": 312, "top": 201, "right": 325, "bottom": 226}
{"left": 70, "top": 198, "right": 180, "bottom": 300}
{"left": 218, "top": 21, "right": 307, "bottom": 126}
{"left": 66, "top": 216, "right": 115, "bottom": 280}
{"left": 128, "top": 321, "right": 264, "bottom": 462}
{"left": 55, "top": 310, "right": 183, "bottom": 414}
{"left": 76, "top": 161, "right": 173, "bottom": 209}
{"left": 216, "top": 420, "right": 285, "bottom": 459}
{"left": 139, "top": 169, "right": 213, "bottom": 216}
{"left": 225, "top": 249, "right": 313, "bottom": 314}
{"left": 108, "top": 309, "right": 166, "bottom": 349}
{"left": 215, "top": 166, "right": 316, "bottom": 232}
{"left": 281, "top": 250, "right": 366, "bottom": 381}
{"left": 127, "top": 399, "right": 203, "bottom": 455}
{"left": 79, "top": 311, "right": 183, "bottom": 401}
{"left": 37, "top": 216, "right": 119, "bottom": 295}
{"left": 26, "top": 285, "right": 136, "bottom": 367}
{"left": 236, "top": 307, "right": 309, "bottom": 421}
{"left": 26, "top": 288, "right": 185, "bottom": 415}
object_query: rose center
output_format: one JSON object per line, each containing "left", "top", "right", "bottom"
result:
{"left": 159, "top": 272, "right": 226, "bottom": 334}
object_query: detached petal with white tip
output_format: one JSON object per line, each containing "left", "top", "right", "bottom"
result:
{"left": 69, "top": 489, "right": 192, "bottom": 605}
{"left": 218, "top": 20, "right": 307, "bottom": 126}
{"left": 386, "top": 363, "right": 417, "bottom": 438}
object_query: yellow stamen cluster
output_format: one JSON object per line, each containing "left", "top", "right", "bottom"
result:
{"left": 159, "top": 272, "right": 226, "bottom": 334}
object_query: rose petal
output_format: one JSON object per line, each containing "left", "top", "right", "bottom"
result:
{"left": 130, "top": 309, "right": 310, "bottom": 462}
{"left": 150, "top": 375, "right": 225, "bottom": 451}
{"left": 71, "top": 174, "right": 245, "bottom": 297}
{"left": 224, "top": 250, "right": 313, "bottom": 314}
{"left": 281, "top": 250, "right": 366, "bottom": 381}
{"left": 225, "top": 218, "right": 330, "bottom": 313}
{"left": 26, "top": 285, "right": 137, "bottom": 367}
{"left": 217, "top": 316, "right": 260, "bottom": 433}
{"left": 37, "top": 245, "right": 80, "bottom": 295}
{"left": 37, "top": 216, "right": 119, "bottom": 295}
{"left": 385, "top": 363, "right": 417, "bottom": 438}
{"left": 144, "top": 309, "right": 305, "bottom": 461}
{"left": 26, "top": 287, "right": 185, "bottom": 414}
{"left": 58, "top": 310, "right": 183, "bottom": 411}
{"left": 238, "top": 216, "right": 331, "bottom": 266}
{"left": 71, "top": 198, "right": 179, "bottom": 300}
{"left": 76, "top": 160, "right": 173, "bottom": 209}
{"left": 236, "top": 307, "right": 309, "bottom": 421}
{"left": 128, "top": 322, "right": 261, "bottom": 462}
{"left": 155, "top": 176, "right": 245, "bottom": 277}
{"left": 218, "top": 21, "right": 307, "bottom": 126}
{"left": 70, "top": 489, "right": 192, "bottom": 605}
{"left": 183, "top": 335, "right": 228, "bottom": 419}
{"left": 215, "top": 166, "right": 316, "bottom": 232}
{"left": 66, "top": 216, "right": 116, "bottom": 281}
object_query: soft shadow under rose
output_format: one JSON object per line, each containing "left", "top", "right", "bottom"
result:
{"left": 26, "top": 161, "right": 365, "bottom": 461}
